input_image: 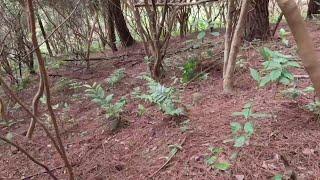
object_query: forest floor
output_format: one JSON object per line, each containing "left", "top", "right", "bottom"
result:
{"left": 1, "top": 22, "right": 320, "bottom": 180}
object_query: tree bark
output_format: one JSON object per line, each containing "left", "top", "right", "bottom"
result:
{"left": 110, "top": 0, "right": 135, "bottom": 47}
{"left": 36, "top": 12, "right": 53, "bottom": 56}
{"left": 307, "top": 0, "right": 320, "bottom": 19}
{"left": 244, "top": 0, "right": 270, "bottom": 41}
{"left": 26, "top": 0, "right": 75, "bottom": 179}
{"left": 223, "top": 0, "right": 250, "bottom": 92}
{"left": 276, "top": 0, "right": 320, "bottom": 96}
{"left": 105, "top": 0, "right": 118, "bottom": 51}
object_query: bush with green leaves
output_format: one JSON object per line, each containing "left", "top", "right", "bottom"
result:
{"left": 231, "top": 103, "right": 270, "bottom": 147}
{"left": 84, "top": 83, "right": 126, "bottom": 120}
{"left": 132, "top": 76, "right": 183, "bottom": 116}
{"left": 306, "top": 100, "right": 320, "bottom": 119}
{"left": 182, "top": 57, "right": 198, "bottom": 83}
{"left": 106, "top": 68, "right": 125, "bottom": 87}
{"left": 250, "top": 47, "right": 300, "bottom": 87}
{"left": 205, "top": 147, "right": 231, "bottom": 171}
{"left": 279, "top": 28, "right": 290, "bottom": 47}
{"left": 281, "top": 86, "right": 314, "bottom": 100}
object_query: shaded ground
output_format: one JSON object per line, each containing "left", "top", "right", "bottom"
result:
{"left": 1, "top": 22, "right": 320, "bottom": 179}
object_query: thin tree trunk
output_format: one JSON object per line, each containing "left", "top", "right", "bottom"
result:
{"left": 105, "top": 0, "right": 117, "bottom": 51}
{"left": 36, "top": 12, "right": 53, "bottom": 56}
{"left": 223, "top": 0, "right": 250, "bottom": 92}
{"left": 223, "top": 0, "right": 235, "bottom": 77}
{"left": 276, "top": 0, "right": 320, "bottom": 96}
{"left": 110, "top": 0, "right": 135, "bottom": 47}
{"left": 26, "top": 0, "right": 75, "bottom": 179}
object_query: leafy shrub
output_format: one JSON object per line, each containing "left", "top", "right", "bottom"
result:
{"left": 205, "top": 147, "right": 231, "bottom": 171}
{"left": 279, "top": 28, "right": 290, "bottom": 47}
{"left": 182, "top": 57, "right": 198, "bottom": 83}
{"left": 306, "top": 101, "right": 320, "bottom": 119}
{"left": 281, "top": 86, "right": 314, "bottom": 99}
{"left": 250, "top": 47, "right": 300, "bottom": 87}
{"left": 106, "top": 68, "right": 125, "bottom": 87}
{"left": 84, "top": 83, "right": 126, "bottom": 120}
{"left": 231, "top": 103, "right": 270, "bottom": 147}
{"left": 133, "top": 76, "right": 183, "bottom": 116}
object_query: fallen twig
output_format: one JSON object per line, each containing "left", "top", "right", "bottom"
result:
{"left": 149, "top": 135, "right": 188, "bottom": 178}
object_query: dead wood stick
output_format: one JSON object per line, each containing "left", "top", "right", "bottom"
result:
{"left": 149, "top": 135, "right": 188, "bottom": 178}
{"left": 0, "top": 136, "right": 58, "bottom": 180}
{"left": 272, "top": 12, "right": 284, "bottom": 36}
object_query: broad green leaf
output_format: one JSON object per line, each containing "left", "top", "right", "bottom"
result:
{"left": 243, "top": 108, "right": 252, "bottom": 119}
{"left": 211, "top": 32, "right": 220, "bottom": 36}
{"left": 259, "top": 76, "right": 271, "bottom": 87}
{"left": 250, "top": 68, "right": 261, "bottom": 82}
{"left": 270, "top": 70, "right": 282, "bottom": 81}
{"left": 274, "top": 174, "right": 282, "bottom": 180}
{"left": 214, "top": 162, "right": 231, "bottom": 171}
{"left": 282, "top": 70, "right": 294, "bottom": 80}
{"left": 206, "top": 156, "right": 217, "bottom": 165}
{"left": 279, "top": 77, "right": 291, "bottom": 85}
{"left": 234, "top": 136, "right": 246, "bottom": 147}
{"left": 264, "top": 61, "right": 282, "bottom": 70}
{"left": 303, "top": 86, "right": 314, "bottom": 93}
{"left": 231, "top": 122, "right": 242, "bottom": 134}
{"left": 286, "top": 61, "right": 300, "bottom": 68}
{"left": 244, "top": 122, "right": 254, "bottom": 136}
{"left": 260, "top": 47, "right": 272, "bottom": 61}
{"left": 279, "top": 28, "right": 287, "bottom": 37}
{"left": 197, "top": 31, "right": 206, "bottom": 40}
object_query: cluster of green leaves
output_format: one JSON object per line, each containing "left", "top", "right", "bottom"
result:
{"left": 54, "top": 78, "right": 82, "bottom": 92}
{"left": 84, "top": 83, "right": 126, "bottom": 119}
{"left": 281, "top": 86, "right": 314, "bottom": 99}
{"left": 306, "top": 100, "right": 320, "bottom": 119}
{"left": 250, "top": 48, "right": 300, "bottom": 87}
{"left": 231, "top": 103, "right": 270, "bottom": 147}
{"left": 106, "top": 68, "right": 125, "bottom": 87}
{"left": 205, "top": 147, "right": 231, "bottom": 171}
{"left": 279, "top": 28, "right": 290, "bottom": 47}
{"left": 182, "top": 57, "right": 198, "bottom": 83}
{"left": 132, "top": 76, "right": 183, "bottom": 116}
{"left": 14, "top": 76, "right": 31, "bottom": 91}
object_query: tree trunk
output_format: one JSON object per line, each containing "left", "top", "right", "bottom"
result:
{"left": 307, "top": 0, "right": 320, "bottom": 19}
{"left": 36, "top": 12, "right": 53, "bottom": 56}
{"left": 276, "top": 0, "right": 320, "bottom": 96}
{"left": 105, "top": 0, "right": 117, "bottom": 51}
{"left": 223, "top": 0, "right": 250, "bottom": 92}
{"left": 244, "top": 0, "right": 270, "bottom": 41}
{"left": 110, "top": 0, "right": 135, "bottom": 47}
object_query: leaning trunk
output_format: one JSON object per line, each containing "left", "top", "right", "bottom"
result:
{"left": 110, "top": 0, "right": 135, "bottom": 47}
{"left": 244, "top": 0, "right": 270, "bottom": 41}
{"left": 276, "top": 0, "right": 320, "bottom": 96}
{"left": 307, "top": 0, "right": 320, "bottom": 19}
